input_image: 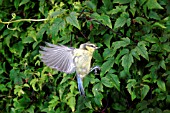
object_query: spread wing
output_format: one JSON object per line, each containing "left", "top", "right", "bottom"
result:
{"left": 39, "top": 42, "right": 76, "bottom": 74}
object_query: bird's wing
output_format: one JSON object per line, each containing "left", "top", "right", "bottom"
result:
{"left": 39, "top": 42, "right": 76, "bottom": 74}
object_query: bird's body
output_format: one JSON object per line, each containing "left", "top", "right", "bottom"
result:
{"left": 39, "top": 42, "right": 99, "bottom": 96}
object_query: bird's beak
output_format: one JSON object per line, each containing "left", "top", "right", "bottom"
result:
{"left": 95, "top": 47, "right": 99, "bottom": 50}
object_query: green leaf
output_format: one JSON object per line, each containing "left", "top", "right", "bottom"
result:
{"left": 92, "top": 82, "right": 103, "bottom": 96}
{"left": 149, "top": 11, "right": 161, "bottom": 20}
{"left": 103, "top": 48, "right": 116, "bottom": 60}
{"left": 141, "top": 85, "right": 150, "bottom": 100}
{"left": 103, "top": 34, "right": 112, "bottom": 48}
{"left": 157, "top": 79, "right": 166, "bottom": 92}
{"left": 152, "top": 22, "right": 166, "bottom": 29}
{"left": 108, "top": 74, "right": 120, "bottom": 91}
{"left": 162, "top": 43, "right": 170, "bottom": 52}
{"left": 126, "top": 79, "right": 137, "bottom": 101}
{"left": 143, "top": 34, "right": 159, "bottom": 43}
{"left": 93, "top": 50, "right": 103, "bottom": 62}
{"left": 10, "top": 41, "right": 24, "bottom": 57}
{"left": 50, "top": 18, "right": 66, "bottom": 38}
{"left": 19, "top": 0, "right": 30, "bottom": 6}
{"left": 146, "top": 0, "right": 164, "bottom": 9}
{"left": 66, "top": 12, "right": 80, "bottom": 29}
{"left": 131, "top": 49, "right": 140, "bottom": 60}
{"left": 121, "top": 52, "right": 134, "bottom": 73}
{"left": 160, "top": 60, "right": 166, "bottom": 70}
{"left": 67, "top": 96, "right": 76, "bottom": 112}
{"left": 9, "top": 69, "right": 23, "bottom": 84}
{"left": 0, "top": 84, "right": 8, "bottom": 92}
{"left": 101, "top": 76, "right": 113, "bottom": 88}
{"left": 135, "top": 17, "right": 148, "bottom": 25}
{"left": 135, "top": 41, "right": 149, "bottom": 61}
{"left": 113, "top": 0, "right": 131, "bottom": 4}
{"left": 85, "top": 1, "right": 96, "bottom": 11}
{"left": 100, "top": 15, "right": 112, "bottom": 28}
{"left": 48, "top": 96, "right": 59, "bottom": 110}
{"left": 112, "top": 37, "right": 130, "bottom": 50}
{"left": 115, "top": 49, "right": 129, "bottom": 64}
{"left": 114, "top": 12, "right": 129, "bottom": 29}
{"left": 100, "top": 57, "right": 114, "bottom": 76}
{"left": 108, "top": 6, "right": 127, "bottom": 14}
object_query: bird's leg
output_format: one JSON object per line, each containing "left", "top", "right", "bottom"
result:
{"left": 90, "top": 66, "right": 100, "bottom": 75}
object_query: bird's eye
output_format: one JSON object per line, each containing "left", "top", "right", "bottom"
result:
{"left": 89, "top": 45, "right": 95, "bottom": 48}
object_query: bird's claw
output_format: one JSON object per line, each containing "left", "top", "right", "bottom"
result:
{"left": 90, "top": 66, "right": 100, "bottom": 75}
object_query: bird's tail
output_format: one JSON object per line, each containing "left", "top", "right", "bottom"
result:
{"left": 76, "top": 75, "right": 85, "bottom": 96}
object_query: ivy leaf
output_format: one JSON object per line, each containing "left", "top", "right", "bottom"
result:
{"left": 121, "top": 52, "right": 134, "bottom": 73}
{"left": 66, "top": 12, "right": 80, "bottom": 30}
{"left": 135, "top": 41, "right": 149, "bottom": 61}
{"left": 141, "top": 85, "right": 150, "bottom": 100}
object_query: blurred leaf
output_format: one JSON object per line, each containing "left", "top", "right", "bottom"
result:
{"left": 149, "top": 11, "right": 161, "bottom": 20}
{"left": 0, "top": 84, "right": 8, "bottom": 92}
{"left": 146, "top": 0, "right": 164, "bottom": 9}
{"left": 85, "top": 1, "right": 96, "bottom": 11}
{"left": 66, "top": 12, "right": 80, "bottom": 29}
{"left": 157, "top": 79, "right": 166, "bottom": 92}
{"left": 67, "top": 96, "right": 76, "bottom": 112}
{"left": 152, "top": 22, "right": 166, "bottom": 29}
{"left": 113, "top": 0, "right": 131, "bottom": 4}
{"left": 19, "top": 0, "right": 30, "bottom": 6}
{"left": 143, "top": 34, "right": 159, "bottom": 43}
{"left": 10, "top": 41, "right": 24, "bottom": 57}
{"left": 48, "top": 96, "right": 59, "bottom": 110}
{"left": 160, "top": 60, "right": 166, "bottom": 70}
{"left": 141, "top": 85, "right": 150, "bottom": 100}
{"left": 50, "top": 18, "right": 66, "bottom": 37}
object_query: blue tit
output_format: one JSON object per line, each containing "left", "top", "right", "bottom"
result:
{"left": 39, "top": 42, "right": 99, "bottom": 96}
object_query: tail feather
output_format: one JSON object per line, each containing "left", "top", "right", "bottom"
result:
{"left": 76, "top": 75, "right": 85, "bottom": 96}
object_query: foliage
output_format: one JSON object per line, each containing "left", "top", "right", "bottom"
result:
{"left": 0, "top": 0, "right": 170, "bottom": 112}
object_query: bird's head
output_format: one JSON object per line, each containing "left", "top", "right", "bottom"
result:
{"left": 79, "top": 42, "right": 98, "bottom": 53}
